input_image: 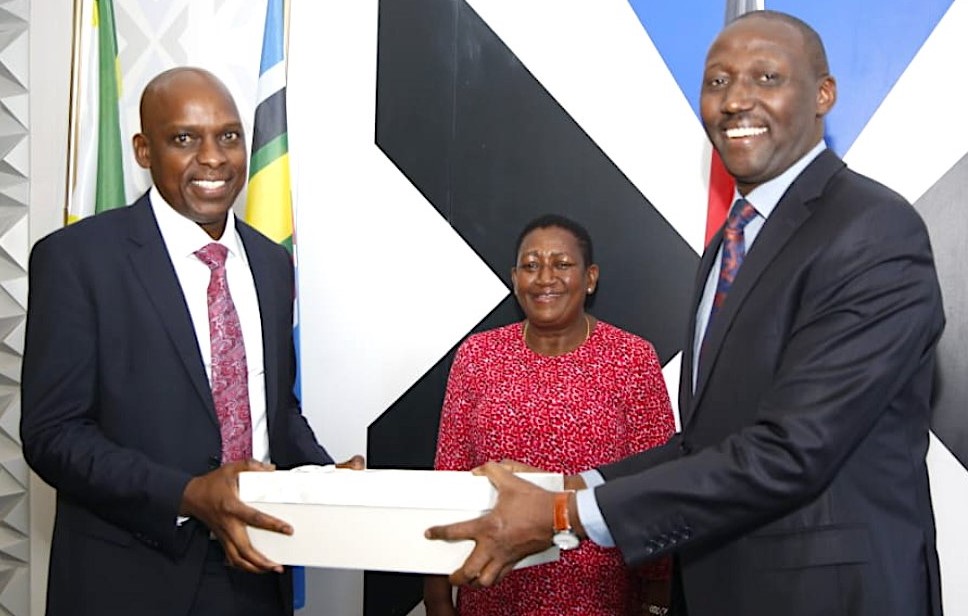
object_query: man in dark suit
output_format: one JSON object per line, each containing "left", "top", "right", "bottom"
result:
{"left": 428, "top": 11, "right": 944, "bottom": 616}
{"left": 21, "top": 67, "right": 344, "bottom": 616}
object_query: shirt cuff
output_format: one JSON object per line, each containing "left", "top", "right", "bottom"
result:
{"left": 576, "top": 470, "right": 615, "bottom": 547}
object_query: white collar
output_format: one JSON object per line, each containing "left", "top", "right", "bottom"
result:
{"left": 736, "top": 139, "right": 827, "bottom": 220}
{"left": 148, "top": 186, "right": 246, "bottom": 261}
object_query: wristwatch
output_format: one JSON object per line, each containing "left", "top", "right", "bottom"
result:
{"left": 552, "top": 491, "right": 580, "bottom": 550}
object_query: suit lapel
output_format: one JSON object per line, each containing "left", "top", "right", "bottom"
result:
{"left": 124, "top": 195, "right": 219, "bottom": 427}
{"left": 687, "top": 150, "right": 845, "bottom": 422}
{"left": 238, "top": 223, "right": 280, "bottom": 430}
{"left": 679, "top": 232, "right": 722, "bottom": 426}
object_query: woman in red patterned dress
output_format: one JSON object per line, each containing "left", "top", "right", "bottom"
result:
{"left": 424, "top": 214, "right": 676, "bottom": 616}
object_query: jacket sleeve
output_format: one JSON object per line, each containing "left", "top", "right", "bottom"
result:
{"left": 20, "top": 232, "right": 193, "bottom": 555}
{"left": 597, "top": 199, "right": 944, "bottom": 566}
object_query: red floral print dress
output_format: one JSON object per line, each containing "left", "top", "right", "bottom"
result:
{"left": 435, "top": 320, "right": 675, "bottom": 616}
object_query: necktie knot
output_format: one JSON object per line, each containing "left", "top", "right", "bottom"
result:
{"left": 196, "top": 243, "right": 228, "bottom": 271}
{"left": 702, "top": 197, "right": 758, "bottom": 353}
{"left": 726, "top": 198, "right": 758, "bottom": 233}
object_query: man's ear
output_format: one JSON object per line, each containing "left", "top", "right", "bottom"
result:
{"left": 132, "top": 133, "right": 151, "bottom": 170}
{"left": 816, "top": 75, "right": 837, "bottom": 117}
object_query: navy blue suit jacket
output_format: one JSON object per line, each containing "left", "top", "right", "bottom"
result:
{"left": 21, "top": 194, "right": 332, "bottom": 615}
{"left": 596, "top": 151, "right": 944, "bottom": 616}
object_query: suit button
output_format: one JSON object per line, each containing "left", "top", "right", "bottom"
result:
{"left": 208, "top": 456, "right": 221, "bottom": 469}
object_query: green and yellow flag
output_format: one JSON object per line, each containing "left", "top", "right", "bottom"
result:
{"left": 68, "top": 0, "right": 126, "bottom": 224}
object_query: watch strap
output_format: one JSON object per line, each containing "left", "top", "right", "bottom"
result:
{"left": 554, "top": 490, "right": 573, "bottom": 532}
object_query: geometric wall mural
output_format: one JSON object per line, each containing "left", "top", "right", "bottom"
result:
{"left": 365, "top": 2, "right": 699, "bottom": 610}
{"left": 0, "top": 0, "right": 29, "bottom": 614}
{"left": 324, "top": 0, "right": 966, "bottom": 613}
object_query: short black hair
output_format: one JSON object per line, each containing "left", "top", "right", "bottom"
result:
{"left": 514, "top": 214, "right": 594, "bottom": 267}
{"left": 732, "top": 10, "right": 830, "bottom": 77}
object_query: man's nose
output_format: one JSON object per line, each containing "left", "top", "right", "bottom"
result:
{"left": 722, "top": 78, "right": 754, "bottom": 113}
{"left": 197, "top": 137, "right": 228, "bottom": 166}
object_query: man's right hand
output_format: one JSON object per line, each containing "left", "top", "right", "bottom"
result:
{"left": 180, "top": 460, "right": 288, "bottom": 574}
{"left": 426, "top": 462, "right": 560, "bottom": 587}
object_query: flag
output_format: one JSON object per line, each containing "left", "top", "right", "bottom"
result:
{"left": 244, "top": 0, "right": 306, "bottom": 609}
{"left": 245, "top": 0, "right": 294, "bottom": 251}
{"left": 68, "top": 0, "right": 126, "bottom": 224}
{"left": 704, "top": 0, "right": 762, "bottom": 244}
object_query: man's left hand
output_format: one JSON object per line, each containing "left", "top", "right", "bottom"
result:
{"left": 425, "top": 461, "right": 557, "bottom": 587}
{"left": 335, "top": 454, "right": 365, "bottom": 470}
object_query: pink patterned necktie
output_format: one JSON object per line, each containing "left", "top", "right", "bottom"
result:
{"left": 196, "top": 243, "right": 252, "bottom": 463}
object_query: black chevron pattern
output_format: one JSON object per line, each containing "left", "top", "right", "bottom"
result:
{"left": 366, "top": 0, "right": 698, "bottom": 612}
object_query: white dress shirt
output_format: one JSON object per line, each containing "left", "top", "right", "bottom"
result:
{"left": 149, "top": 188, "right": 270, "bottom": 463}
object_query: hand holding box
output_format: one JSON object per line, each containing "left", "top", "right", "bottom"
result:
{"left": 238, "top": 466, "right": 562, "bottom": 574}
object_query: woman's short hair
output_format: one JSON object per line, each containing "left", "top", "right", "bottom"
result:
{"left": 515, "top": 214, "right": 594, "bottom": 267}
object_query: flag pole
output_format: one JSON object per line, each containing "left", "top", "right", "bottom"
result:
{"left": 66, "top": 0, "right": 88, "bottom": 226}
{"left": 284, "top": 0, "right": 291, "bottom": 68}
{"left": 724, "top": 0, "right": 762, "bottom": 23}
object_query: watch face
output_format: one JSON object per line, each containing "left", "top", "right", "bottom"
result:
{"left": 553, "top": 531, "right": 580, "bottom": 550}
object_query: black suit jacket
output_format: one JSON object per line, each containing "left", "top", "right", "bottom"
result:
{"left": 21, "top": 194, "right": 333, "bottom": 616}
{"left": 596, "top": 151, "right": 944, "bottom": 616}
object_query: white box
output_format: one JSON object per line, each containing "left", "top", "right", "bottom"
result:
{"left": 238, "top": 467, "right": 563, "bottom": 574}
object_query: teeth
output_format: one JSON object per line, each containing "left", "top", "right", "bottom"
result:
{"left": 193, "top": 180, "right": 226, "bottom": 189}
{"left": 726, "top": 126, "right": 767, "bottom": 139}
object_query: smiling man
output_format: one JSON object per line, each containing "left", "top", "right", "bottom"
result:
{"left": 427, "top": 11, "right": 945, "bottom": 616}
{"left": 21, "top": 68, "right": 339, "bottom": 616}
{"left": 133, "top": 68, "right": 249, "bottom": 240}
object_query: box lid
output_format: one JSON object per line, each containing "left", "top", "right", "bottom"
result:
{"left": 239, "top": 467, "right": 562, "bottom": 510}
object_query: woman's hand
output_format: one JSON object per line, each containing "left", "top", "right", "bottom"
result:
{"left": 424, "top": 575, "right": 458, "bottom": 616}
{"left": 496, "top": 458, "right": 544, "bottom": 473}
{"left": 496, "top": 459, "right": 587, "bottom": 491}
